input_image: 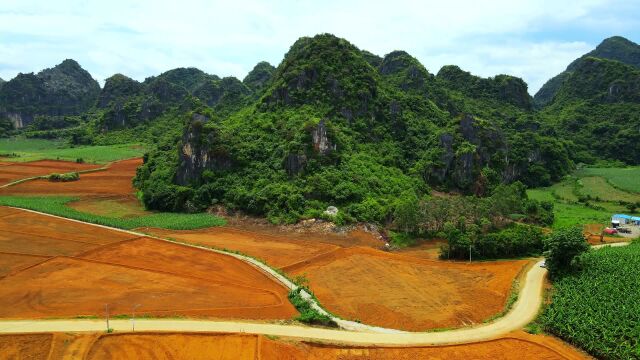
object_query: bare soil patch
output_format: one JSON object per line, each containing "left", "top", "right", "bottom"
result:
{"left": 0, "top": 160, "right": 100, "bottom": 186}
{"left": 0, "top": 256, "right": 294, "bottom": 320}
{"left": 287, "top": 246, "right": 528, "bottom": 331}
{"left": 0, "top": 207, "right": 296, "bottom": 322}
{"left": 0, "top": 158, "right": 141, "bottom": 196}
{"left": 0, "top": 331, "right": 587, "bottom": 360}
{"left": 143, "top": 227, "right": 340, "bottom": 269}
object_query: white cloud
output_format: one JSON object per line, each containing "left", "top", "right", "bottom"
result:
{"left": 0, "top": 0, "right": 638, "bottom": 93}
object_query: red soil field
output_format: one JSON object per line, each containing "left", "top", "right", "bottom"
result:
{"left": 0, "top": 160, "right": 100, "bottom": 186}
{"left": 0, "top": 252, "right": 48, "bottom": 277}
{"left": 0, "top": 158, "right": 141, "bottom": 196}
{"left": 144, "top": 227, "right": 341, "bottom": 268}
{"left": 287, "top": 247, "right": 528, "bottom": 331}
{"left": 0, "top": 331, "right": 588, "bottom": 360}
{"left": 0, "top": 209, "right": 137, "bottom": 247}
{"left": 0, "top": 207, "right": 296, "bottom": 321}
{"left": 80, "top": 237, "right": 294, "bottom": 293}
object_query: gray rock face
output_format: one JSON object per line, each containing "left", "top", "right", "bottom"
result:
{"left": 284, "top": 153, "right": 307, "bottom": 176}
{"left": 311, "top": 119, "right": 335, "bottom": 155}
{"left": 175, "top": 115, "right": 232, "bottom": 186}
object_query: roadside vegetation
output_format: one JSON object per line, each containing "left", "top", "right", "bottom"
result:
{"left": 287, "top": 288, "right": 337, "bottom": 327}
{"left": 0, "top": 196, "right": 225, "bottom": 230}
{"left": 540, "top": 241, "right": 640, "bottom": 359}
{"left": 0, "top": 137, "right": 145, "bottom": 163}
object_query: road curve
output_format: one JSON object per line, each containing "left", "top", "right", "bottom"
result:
{"left": 0, "top": 206, "right": 626, "bottom": 345}
{"left": 0, "top": 259, "right": 546, "bottom": 345}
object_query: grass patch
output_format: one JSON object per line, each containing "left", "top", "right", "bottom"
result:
{"left": 287, "top": 288, "right": 337, "bottom": 327}
{"left": 577, "top": 176, "right": 640, "bottom": 203}
{"left": 0, "top": 137, "right": 145, "bottom": 163}
{"left": 0, "top": 196, "right": 225, "bottom": 230}
{"left": 388, "top": 231, "right": 417, "bottom": 248}
{"left": 579, "top": 167, "right": 640, "bottom": 194}
{"left": 68, "top": 198, "right": 149, "bottom": 218}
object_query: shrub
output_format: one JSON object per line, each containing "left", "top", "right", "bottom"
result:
{"left": 543, "top": 227, "right": 590, "bottom": 277}
{"left": 287, "top": 288, "right": 337, "bottom": 327}
{"left": 47, "top": 172, "right": 79, "bottom": 182}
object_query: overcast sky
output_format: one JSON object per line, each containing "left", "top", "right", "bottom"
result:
{"left": 1, "top": 0, "right": 638, "bottom": 94}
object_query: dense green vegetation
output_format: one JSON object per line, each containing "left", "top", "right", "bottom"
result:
{"left": 1, "top": 34, "right": 639, "bottom": 231}
{"left": 543, "top": 227, "right": 590, "bottom": 277}
{"left": 287, "top": 288, "right": 337, "bottom": 327}
{"left": 132, "top": 34, "right": 573, "bottom": 224}
{"left": 0, "top": 196, "right": 225, "bottom": 230}
{"left": 0, "top": 137, "right": 145, "bottom": 163}
{"left": 540, "top": 242, "right": 640, "bottom": 359}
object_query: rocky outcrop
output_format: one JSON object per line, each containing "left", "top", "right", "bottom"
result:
{"left": 175, "top": 115, "right": 233, "bottom": 186}
{"left": 311, "top": 119, "right": 335, "bottom": 155}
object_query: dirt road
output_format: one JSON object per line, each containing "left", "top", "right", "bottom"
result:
{"left": 0, "top": 205, "right": 624, "bottom": 347}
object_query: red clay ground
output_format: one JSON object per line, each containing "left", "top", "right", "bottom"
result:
{"left": 0, "top": 331, "right": 590, "bottom": 359}
{"left": 146, "top": 225, "right": 528, "bottom": 331}
{"left": 144, "top": 226, "right": 341, "bottom": 268}
{"left": 0, "top": 160, "right": 101, "bottom": 186}
{"left": 0, "top": 207, "right": 296, "bottom": 321}
{"left": 286, "top": 247, "right": 528, "bottom": 331}
{"left": 0, "top": 158, "right": 141, "bottom": 197}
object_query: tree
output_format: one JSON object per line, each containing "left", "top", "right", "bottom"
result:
{"left": 543, "top": 227, "right": 590, "bottom": 277}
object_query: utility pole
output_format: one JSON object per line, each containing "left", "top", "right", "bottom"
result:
{"left": 105, "top": 304, "right": 110, "bottom": 331}
{"left": 469, "top": 243, "right": 472, "bottom": 263}
{"left": 132, "top": 304, "right": 141, "bottom": 332}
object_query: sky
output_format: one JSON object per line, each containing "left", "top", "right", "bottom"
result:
{"left": 0, "top": 0, "right": 638, "bottom": 94}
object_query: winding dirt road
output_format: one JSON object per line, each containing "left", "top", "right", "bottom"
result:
{"left": 0, "top": 206, "right": 625, "bottom": 346}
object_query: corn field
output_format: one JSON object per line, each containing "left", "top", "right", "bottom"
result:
{"left": 541, "top": 242, "right": 640, "bottom": 359}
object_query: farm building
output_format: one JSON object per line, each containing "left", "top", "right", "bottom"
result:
{"left": 611, "top": 214, "right": 640, "bottom": 227}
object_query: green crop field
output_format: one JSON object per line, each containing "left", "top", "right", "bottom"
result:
{"left": 527, "top": 188, "right": 614, "bottom": 229}
{"left": 0, "top": 196, "right": 225, "bottom": 230}
{"left": 579, "top": 167, "right": 640, "bottom": 194}
{"left": 528, "top": 166, "right": 640, "bottom": 229}
{"left": 0, "top": 137, "right": 146, "bottom": 163}
{"left": 578, "top": 176, "right": 640, "bottom": 203}
{"left": 540, "top": 242, "right": 640, "bottom": 359}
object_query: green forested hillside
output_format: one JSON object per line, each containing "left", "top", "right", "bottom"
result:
{"left": 1, "top": 33, "right": 638, "bottom": 226}
{"left": 132, "top": 34, "right": 571, "bottom": 223}
{"left": 534, "top": 36, "right": 640, "bottom": 107}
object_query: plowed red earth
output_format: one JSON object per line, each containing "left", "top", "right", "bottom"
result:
{"left": 0, "top": 207, "right": 296, "bottom": 321}
{"left": 0, "top": 158, "right": 141, "bottom": 196}
{"left": 287, "top": 247, "right": 528, "bottom": 330}
{"left": 0, "top": 160, "right": 101, "bottom": 186}
{"left": 0, "top": 331, "right": 589, "bottom": 360}
{"left": 147, "top": 225, "right": 528, "bottom": 331}
{"left": 144, "top": 226, "right": 340, "bottom": 268}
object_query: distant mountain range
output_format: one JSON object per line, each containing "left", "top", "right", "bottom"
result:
{"left": 1, "top": 34, "right": 638, "bottom": 222}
